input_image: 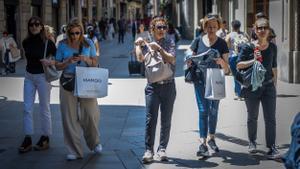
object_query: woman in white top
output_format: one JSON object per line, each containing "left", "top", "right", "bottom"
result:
{"left": 135, "top": 23, "right": 151, "bottom": 42}
{"left": 0, "top": 31, "right": 18, "bottom": 74}
{"left": 134, "top": 23, "right": 151, "bottom": 63}
{"left": 86, "top": 26, "right": 100, "bottom": 62}
{"left": 107, "top": 20, "right": 115, "bottom": 41}
{"left": 225, "top": 20, "right": 249, "bottom": 100}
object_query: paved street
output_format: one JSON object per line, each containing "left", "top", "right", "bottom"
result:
{"left": 0, "top": 34, "right": 299, "bottom": 169}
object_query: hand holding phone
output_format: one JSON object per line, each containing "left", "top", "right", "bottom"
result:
{"left": 72, "top": 53, "right": 82, "bottom": 64}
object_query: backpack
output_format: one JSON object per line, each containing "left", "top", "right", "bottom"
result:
{"left": 232, "top": 32, "right": 249, "bottom": 55}
{"left": 283, "top": 112, "right": 300, "bottom": 169}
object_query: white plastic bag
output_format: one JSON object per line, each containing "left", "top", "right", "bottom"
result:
{"left": 74, "top": 66, "right": 109, "bottom": 98}
{"left": 205, "top": 68, "right": 226, "bottom": 100}
{"left": 9, "top": 47, "right": 21, "bottom": 62}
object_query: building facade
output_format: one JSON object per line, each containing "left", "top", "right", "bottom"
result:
{"left": 216, "top": 0, "right": 300, "bottom": 84}
{"left": 161, "top": 0, "right": 299, "bottom": 83}
{"left": 0, "top": 0, "right": 144, "bottom": 48}
{"left": 1, "top": 0, "right": 298, "bottom": 83}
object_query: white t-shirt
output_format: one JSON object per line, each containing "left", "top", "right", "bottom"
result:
{"left": 136, "top": 31, "right": 151, "bottom": 42}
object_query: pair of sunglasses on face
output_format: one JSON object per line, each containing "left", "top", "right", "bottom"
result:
{"left": 256, "top": 26, "right": 269, "bottom": 31}
{"left": 155, "top": 25, "right": 167, "bottom": 30}
{"left": 207, "top": 14, "right": 219, "bottom": 20}
{"left": 70, "top": 31, "right": 81, "bottom": 36}
{"left": 29, "top": 22, "right": 41, "bottom": 27}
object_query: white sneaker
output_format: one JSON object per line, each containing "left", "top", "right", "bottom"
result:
{"left": 157, "top": 149, "right": 168, "bottom": 161}
{"left": 142, "top": 150, "right": 154, "bottom": 163}
{"left": 94, "top": 144, "right": 102, "bottom": 154}
{"left": 66, "top": 154, "right": 78, "bottom": 161}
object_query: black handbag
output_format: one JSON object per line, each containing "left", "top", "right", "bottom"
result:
{"left": 236, "top": 66, "right": 253, "bottom": 88}
{"left": 60, "top": 74, "right": 75, "bottom": 92}
{"left": 59, "top": 44, "right": 83, "bottom": 92}
{"left": 184, "top": 61, "right": 202, "bottom": 83}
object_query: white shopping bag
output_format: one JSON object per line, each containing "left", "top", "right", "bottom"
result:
{"left": 205, "top": 68, "right": 226, "bottom": 100}
{"left": 74, "top": 66, "right": 109, "bottom": 98}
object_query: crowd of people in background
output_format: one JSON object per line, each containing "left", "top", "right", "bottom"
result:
{"left": 1, "top": 10, "right": 299, "bottom": 169}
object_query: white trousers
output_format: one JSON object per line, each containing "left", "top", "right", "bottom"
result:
{"left": 23, "top": 71, "right": 52, "bottom": 135}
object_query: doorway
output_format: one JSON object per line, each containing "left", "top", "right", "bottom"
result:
{"left": 5, "top": 5, "right": 17, "bottom": 40}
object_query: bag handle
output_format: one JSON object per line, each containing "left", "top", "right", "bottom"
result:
{"left": 144, "top": 41, "right": 155, "bottom": 54}
{"left": 43, "top": 40, "right": 48, "bottom": 59}
{"left": 144, "top": 40, "right": 164, "bottom": 65}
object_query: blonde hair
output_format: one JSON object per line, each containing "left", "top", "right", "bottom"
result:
{"left": 44, "top": 25, "right": 55, "bottom": 35}
{"left": 66, "top": 18, "right": 89, "bottom": 47}
{"left": 254, "top": 18, "right": 269, "bottom": 28}
{"left": 203, "top": 14, "right": 221, "bottom": 29}
{"left": 150, "top": 16, "right": 168, "bottom": 34}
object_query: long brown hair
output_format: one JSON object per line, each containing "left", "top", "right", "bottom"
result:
{"left": 26, "top": 16, "right": 47, "bottom": 42}
{"left": 66, "top": 18, "right": 89, "bottom": 47}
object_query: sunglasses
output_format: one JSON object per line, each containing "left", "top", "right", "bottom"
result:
{"left": 70, "top": 32, "right": 81, "bottom": 36}
{"left": 256, "top": 26, "right": 269, "bottom": 31}
{"left": 155, "top": 25, "right": 167, "bottom": 30}
{"left": 207, "top": 14, "right": 219, "bottom": 20}
{"left": 29, "top": 22, "right": 41, "bottom": 27}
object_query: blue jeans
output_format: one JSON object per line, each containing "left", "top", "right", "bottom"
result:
{"left": 23, "top": 71, "right": 52, "bottom": 135}
{"left": 193, "top": 82, "right": 220, "bottom": 138}
{"left": 144, "top": 81, "right": 176, "bottom": 152}
{"left": 229, "top": 55, "right": 241, "bottom": 97}
{"left": 243, "top": 82, "right": 276, "bottom": 147}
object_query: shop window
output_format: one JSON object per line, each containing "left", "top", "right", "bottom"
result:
{"left": 246, "top": 0, "right": 269, "bottom": 34}
{"left": 31, "top": 5, "right": 41, "bottom": 17}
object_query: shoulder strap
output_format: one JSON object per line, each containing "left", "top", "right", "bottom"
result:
{"left": 43, "top": 40, "right": 48, "bottom": 59}
{"left": 79, "top": 43, "right": 83, "bottom": 54}
{"left": 194, "top": 37, "right": 201, "bottom": 53}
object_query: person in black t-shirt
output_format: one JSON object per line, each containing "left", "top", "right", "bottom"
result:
{"left": 19, "top": 16, "right": 56, "bottom": 154}
{"left": 237, "top": 17, "right": 280, "bottom": 160}
{"left": 188, "top": 13, "right": 229, "bottom": 158}
{"left": 250, "top": 12, "right": 276, "bottom": 44}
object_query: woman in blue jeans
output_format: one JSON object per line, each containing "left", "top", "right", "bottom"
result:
{"left": 189, "top": 14, "right": 229, "bottom": 157}
{"left": 237, "top": 18, "right": 280, "bottom": 160}
{"left": 19, "top": 16, "right": 56, "bottom": 153}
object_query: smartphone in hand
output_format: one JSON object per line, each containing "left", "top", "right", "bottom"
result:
{"left": 73, "top": 53, "right": 81, "bottom": 64}
{"left": 73, "top": 53, "right": 79, "bottom": 57}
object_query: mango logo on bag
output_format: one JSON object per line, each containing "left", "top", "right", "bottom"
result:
{"left": 83, "top": 78, "right": 102, "bottom": 83}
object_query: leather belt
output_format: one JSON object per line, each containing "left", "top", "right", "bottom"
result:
{"left": 152, "top": 79, "right": 174, "bottom": 85}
